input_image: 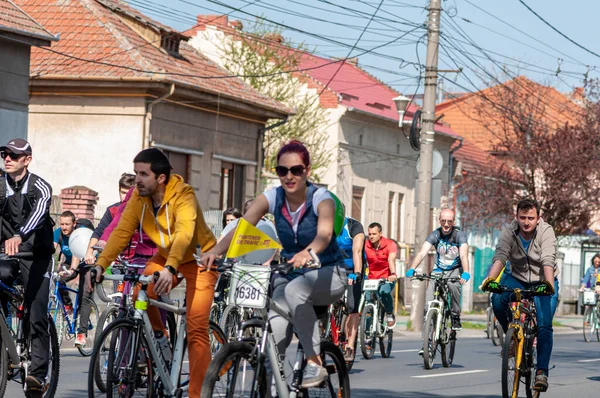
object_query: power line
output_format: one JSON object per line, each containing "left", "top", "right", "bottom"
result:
{"left": 312, "top": 0, "right": 386, "bottom": 102}
{"left": 464, "top": 0, "right": 590, "bottom": 67}
{"left": 517, "top": 0, "right": 600, "bottom": 61}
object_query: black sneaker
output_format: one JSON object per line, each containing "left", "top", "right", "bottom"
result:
{"left": 451, "top": 317, "right": 462, "bottom": 331}
{"left": 25, "top": 375, "right": 44, "bottom": 398}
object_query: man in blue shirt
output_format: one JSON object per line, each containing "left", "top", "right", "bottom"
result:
{"left": 336, "top": 216, "right": 365, "bottom": 362}
{"left": 53, "top": 210, "right": 78, "bottom": 310}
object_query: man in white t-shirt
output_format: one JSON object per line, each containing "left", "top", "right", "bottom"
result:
{"left": 220, "top": 198, "right": 279, "bottom": 264}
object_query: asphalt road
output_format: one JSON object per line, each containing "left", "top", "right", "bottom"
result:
{"left": 5, "top": 328, "right": 600, "bottom": 397}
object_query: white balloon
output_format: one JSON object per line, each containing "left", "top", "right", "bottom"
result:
{"left": 68, "top": 227, "right": 94, "bottom": 259}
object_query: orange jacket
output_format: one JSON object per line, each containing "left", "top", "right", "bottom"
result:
{"left": 97, "top": 174, "right": 216, "bottom": 270}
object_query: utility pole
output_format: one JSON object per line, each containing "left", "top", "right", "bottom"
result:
{"left": 410, "top": 0, "right": 441, "bottom": 333}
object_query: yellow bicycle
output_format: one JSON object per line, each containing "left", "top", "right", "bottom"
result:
{"left": 483, "top": 283, "right": 551, "bottom": 398}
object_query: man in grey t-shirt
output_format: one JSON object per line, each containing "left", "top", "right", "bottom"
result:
{"left": 405, "top": 209, "right": 471, "bottom": 331}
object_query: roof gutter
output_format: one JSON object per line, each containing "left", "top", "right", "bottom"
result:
{"left": 144, "top": 84, "right": 175, "bottom": 149}
{"left": 346, "top": 106, "right": 458, "bottom": 140}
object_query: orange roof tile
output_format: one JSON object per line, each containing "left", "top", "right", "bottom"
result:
{"left": 0, "top": 0, "right": 55, "bottom": 42}
{"left": 436, "top": 76, "right": 582, "bottom": 152}
{"left": 16, "top": 0, "right": 288, "bottom": 116}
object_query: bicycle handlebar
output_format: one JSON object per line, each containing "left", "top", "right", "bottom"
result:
{"left": 411, "top": 273, "right": 461, "bottom": 283}
{"left": 482, "top": 283, "right": 552, "bottom": 297}
{"left": 0, "top": 252, "right": 34, "bottom": 260}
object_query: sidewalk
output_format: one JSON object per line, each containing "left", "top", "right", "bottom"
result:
{"left": 393, "top": 313, "right": 583, "bottom": 340}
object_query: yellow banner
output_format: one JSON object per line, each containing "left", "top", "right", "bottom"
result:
{"left": 226, "top": 218, "right": 282, "bottom": 259}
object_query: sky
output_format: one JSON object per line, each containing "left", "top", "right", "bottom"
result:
{"left": 125, "top": 0, "right": 600, "bottom": 98}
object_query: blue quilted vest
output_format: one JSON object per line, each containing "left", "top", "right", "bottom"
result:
{"left": 274, "top": 183, "right": 343, "bottom": 268}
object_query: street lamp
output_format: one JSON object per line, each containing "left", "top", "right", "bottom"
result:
{"left": 393, "top": 95, "right": 413, "bottom": 127}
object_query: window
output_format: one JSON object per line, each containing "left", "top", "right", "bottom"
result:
{"left": 162, "top": 150, "right": 190, "bottom": 182}
{"left": 397, "top": 194, "right": 404, "bottom": 242}
{"left": 161, "top": 35, "right": 181, "bottom": 56}
{"left": 352, "top": 186, "right": 364, "bottom": 222}
{"left": 358, "top": 134, "right": 363, "bottom": 146}
{"left": 220, "top": 162, "right": 245, "bottom": 210}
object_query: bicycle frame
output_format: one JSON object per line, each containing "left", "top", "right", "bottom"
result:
{"left": 132, "top": 288, "right": 188, "bottom": 396}
{"left": 507, "top": 289, "right": 536, "bottom": 384}
{"left": 0, "top": 280, "right": 24, "bottom": 366}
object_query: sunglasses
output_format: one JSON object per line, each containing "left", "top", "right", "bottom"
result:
{"left": 1, "top": 151, "right": 26, "bottom": 160}
{"left": 275, "top": 165, "right": 306, "bottom": 177}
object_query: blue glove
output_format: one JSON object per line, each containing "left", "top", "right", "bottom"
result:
{"left": 461, "top": 272, "right": 471, "bottom": 282}
{"left": 405, "top": 268, "right": 415, "bottom": 278}
{"left": 348, "top": 273, "right": 357, "bottom": 281}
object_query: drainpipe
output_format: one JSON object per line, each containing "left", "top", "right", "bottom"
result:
{"left": 448, "top": 139, "right": 463, "bottom": 214}
{"left": 144, "top": 84, "right": 175, "bottom": 149}
{"left": 256, "top": 117, "right": 289, "bottom": 193}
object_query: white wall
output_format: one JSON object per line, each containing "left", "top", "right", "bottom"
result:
{"left": 28, "top": 95, "right": 145, "bottom": 208}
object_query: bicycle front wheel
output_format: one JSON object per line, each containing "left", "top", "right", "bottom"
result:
{"left": 41, "top": 314, "right": 60, "bottom": 398}
{"left": 359, "top": 303, "right": 376, "bottom": 360}
{"left": 77, "top": 298, "right": 99, "bottom": 357}
{"left": 501, "top": 327, "right": 520, "bottom": 398}
{"left": 423, "top": 310, "right": 438, "bottom": 370}
{"left": 583, "top": 306, "right": 597, "bottom": 342}
{"left": 105, "top": 319, "right": 153, "bottom": 398}
{"left": 201, "top": 341, "right": 266, "bottom": 398}
{"left": 441, "top": 314, "right": 456, "bottom": 368}
{"left": 486, "top": 306, "right": 494, "bottom": 339}
{"left": 209, "top": 320, "right": 227, "bottom": 358}
{"left": 220, "top": 305, "right": 241, "bottom": 342}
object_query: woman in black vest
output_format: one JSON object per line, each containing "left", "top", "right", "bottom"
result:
{"left": 203, "top": 140, "right": 346, "bottom": 388}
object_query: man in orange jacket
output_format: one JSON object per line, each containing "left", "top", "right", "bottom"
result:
{"left": 85, "top": 148, "right": 216, "bottom": 397}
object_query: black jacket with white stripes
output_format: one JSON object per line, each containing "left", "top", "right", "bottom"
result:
{"left": 0, "top": 171, "right": 54, "bottom": 256}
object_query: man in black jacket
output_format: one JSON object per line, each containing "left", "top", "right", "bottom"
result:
{"left": 0, "top": 138, "right": 54, "bottom": 394}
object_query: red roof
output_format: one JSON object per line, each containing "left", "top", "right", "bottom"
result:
{"left": 16, "top": 0, "right": 288, "bottom": 116}
{"left": 0, "top": 0, "right": 55, "bottom": 42}
{"left": 452, "top": 139, "right": 500, "bottom": 174}
{"left": 295, "top": 52, "right": 459, "bottom": 139}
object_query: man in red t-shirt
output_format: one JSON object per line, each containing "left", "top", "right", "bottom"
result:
{"left": 365, "top": 222, "right": 398, "bottom": 327}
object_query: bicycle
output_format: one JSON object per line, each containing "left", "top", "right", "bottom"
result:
{"left": 483, "top": 283, "right": 551, "bottom": 398}
{"left": 0, "top": 252, "right": 60, "bottom": 398}
{"left": 201, "top": 258, "right": 350, "bottom": 398}
{"left": 90, "top": 257, "right": 179, "bottom": 394}
{"left": 412, "top": 273, "right": 460, "bottom": 370}
{"left": 321, "top": 289, "right": 355, "bottom": 370}
{"left": 581, "top": 289, "right": 600, "bottom": 342}
{"left": 47, "top": 263, "right": 99, "bottom": 356}
{"left": 359, "top": 278, "right": 394, "bottom": 360}
{"left": 486, "top": 294, "right": 505, "bottom": 347}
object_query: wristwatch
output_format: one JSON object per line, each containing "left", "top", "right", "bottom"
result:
{"left": 165, "top": 265, "right": 177, "bottom": 275}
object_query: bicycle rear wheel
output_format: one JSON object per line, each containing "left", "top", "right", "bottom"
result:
{"left": 423, "top": 310, "right": 438, "bottom": 370}
{"left": 201, "top": 341, "right": 266, "bottom": 398}
{"left": 359, "top": 303, "right": 376, "bottom": 360}
{"left": 301, "top": 341, "right": 350, "bottom": 398}
{"left": 501, "top": 327, "right": 520, "bottom": 398}
{"left": 583, "top": 306, "right": 596, "bottom": 342}
{"left": 77, "top": 298, "right": 99, "bottom": 356}
{"left": 486, "top": 306, "right": 494, "bottom": 339}
{"left": 493, "top": 319, "right": 505, "bottom": 347}
{"left": 105, "top": 319, "right": 153, "bottom": 398}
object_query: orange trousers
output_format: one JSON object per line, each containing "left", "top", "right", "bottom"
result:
{"left": 133, "top": 254, "right": 216, "bottom": 397}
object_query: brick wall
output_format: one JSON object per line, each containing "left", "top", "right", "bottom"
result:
{"left": 59, "top": 186, "right": 98, "bottom": 221}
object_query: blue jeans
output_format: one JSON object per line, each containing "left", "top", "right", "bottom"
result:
{"left": 492, "top": 273, "right": 559, "bottom": 374}
{"left": 378, "top": 281, "right": 396, "bottom": 313}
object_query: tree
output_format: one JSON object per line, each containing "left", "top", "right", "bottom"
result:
{"left": 456, "top": 77, "right": 600, "bottom": 235}
{"left": 216, "top": 20, "right": 331, "bottom": 180}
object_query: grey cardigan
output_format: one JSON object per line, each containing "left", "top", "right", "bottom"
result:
{"left": 492, "top": 218, "right": 558, "bottom": 283}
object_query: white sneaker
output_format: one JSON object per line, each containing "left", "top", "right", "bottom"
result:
{"left": 301, "top": 363, "right": 328, "bottom": 388}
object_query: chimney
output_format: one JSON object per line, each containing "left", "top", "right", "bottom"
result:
{"left": 230, "top": 20, "right": 244, "bottom": 30}
{"left": 263, "top": 33, "right": 284, "bottom": 43}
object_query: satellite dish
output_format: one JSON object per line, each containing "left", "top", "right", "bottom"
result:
{"left": 416, "top": 150, "right": 444, "bottom": 178}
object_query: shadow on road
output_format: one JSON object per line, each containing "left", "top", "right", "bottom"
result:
{"left": 353, "top": 388, "right": 501, "bottom": 398}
